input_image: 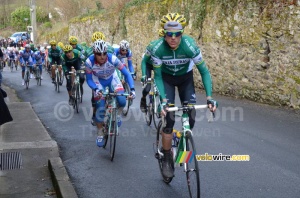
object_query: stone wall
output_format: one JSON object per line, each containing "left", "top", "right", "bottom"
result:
{"left": 42, "top": 0, "right": 300, "bottom": 108}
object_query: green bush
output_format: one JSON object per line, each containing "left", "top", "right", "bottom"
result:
{"left": 43, "top": 22, "right": 52, "bottom": 28}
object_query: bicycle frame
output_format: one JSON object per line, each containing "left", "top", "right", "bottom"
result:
{"left": 103, "top": 89, "right": 130, "bottom": 136}
{"left": 167, "top": 104, "right": 209, "bottom": 162}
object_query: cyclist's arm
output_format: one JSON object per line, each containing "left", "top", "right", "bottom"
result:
{"left": 126, "top": 50, "right": 134, "bottom": 73}
{"left": 120, "top": 65, "right": 134, "bottom": 89}
{"left": 152, "top": 55, "right": 166, "bottom": 100}
{"left": 194, "top": 59, "right": 212, "bottom": 97}
{"left": 141, "top": 51, "right": 151, "bottom": 77}
{"left": 85, "top": 59, "right": 98, "bottom": 90}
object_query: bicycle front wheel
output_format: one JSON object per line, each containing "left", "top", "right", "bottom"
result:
{"left": 36, "top": 69, "right": 41, "bottom": 86}
{"left": 76, "top": 84, "right": 81, "bottom": 113}
{"left": 185, "top": 132, "right": 200, "bottom": 198}
{"left": 145, "top": 101, "right": 152, "bottom": 126}
{"left": 56, "top": 72, "right": 60, "bottom": 93}
{"left": 122, "top": 82, "right": 131, "bottom": 116}
{"left": 25, "top": 71, "right": 30, "bottom": 89}
{"left": 109, "top": 112, "right": 117, "bottom": 161}
{"left": 152, "top": 94, "right": 161, "bottom": 130}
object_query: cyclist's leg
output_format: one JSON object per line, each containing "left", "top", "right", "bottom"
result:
{"left": 94, "top": 82, "right": 106, "bottom": 147}
{"left": 38, "top": 64, "right": 43, "bottom": 78}
{"left": 21, "top": 63, "right": 25, "bottom": 85}
{"left": 29, "top": 62, "right": 33, "bottom": 78}
{"left": 57, "top": 59, "right": 63, "bottom": 84}
{"left": 79, "top": 73, "right": 85, "bottom": 94}
{"left": 140, "top": 64, "right": 152, "bottom": 111}
{"left": 111, "top": 71, "right": 126, "bottom": 120}
{"left": 142, "top": 65, "right": 152, "bottom": 97}
{"left": 51, "top": 61, "right": 56, "bottom": 82}
{"left": 160, "top": 72, "right": 176, "bottom": 178}
{"left": 65, "top": 73, "right": 73, "bottom": 104}
{"left": 161, "top": 72, "right": 176, "bottom": 148}
{"left": 177, "top": 71, "right": 196, "bottom": 129}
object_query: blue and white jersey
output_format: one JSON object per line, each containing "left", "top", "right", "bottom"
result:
{"left": 85, "top": 53, "right": 124, "bottom": 80}
{"left": 114, "top": 47, "right": 134, "bottom": 73}
{"left": 33, "top": 51, "right": 45, "bottom": 65}
{"left": 19, "top": 49, "right": 34, "bottom": 64}
{"left": 85, "top": 53, "right": 134, "bottom": 91}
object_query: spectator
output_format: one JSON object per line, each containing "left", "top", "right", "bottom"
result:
{"left": 0, "top": 87, "right": 13, "bottom": 126}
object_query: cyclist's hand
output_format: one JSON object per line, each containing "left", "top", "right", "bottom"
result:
{"left": 129, "top": 88, "right": 136, "bottom": 99}
{"left": 95, "top": 89, "right": 103, "bottom": 98}
{"left": 131, "top": 73, "right": 137, "bottom": 81}
{"left": 159, "top": 102, "right": 168, "bottom": 117}
{"left": 141, "top": 75, "right": 146, "bottom": 83}
{"left": 207, "top": 98, "right": 218, "bottom": 112}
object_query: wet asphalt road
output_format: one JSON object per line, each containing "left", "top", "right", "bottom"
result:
{"left": 2, "top": 66, "right": 300, "bottom": 198}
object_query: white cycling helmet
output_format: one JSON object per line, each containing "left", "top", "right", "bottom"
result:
{"left": 93, "top": 40, "right": 107, "bottom": 53}
{"left": 119, "top": 40, "right": 129, "bottom": 50}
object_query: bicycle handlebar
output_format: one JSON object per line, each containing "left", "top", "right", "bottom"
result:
{"left": 102, "top": 92, "right": 130, "bottom": 97}
{"left": 167, "top": 104, "right": 208, "bottom": 112}
{"left": 68, "top": 70, "right": 85, "bottom": 74}
{"left": 166, "top": 104, "right": 215, "bottom": 121}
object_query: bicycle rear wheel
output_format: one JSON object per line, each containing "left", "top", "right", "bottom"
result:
{"left": 109, "top": 112, "right": 117, "bottom": 161}
{"left": 122, "top": 82, "right": 131, "bottom": 116}
{"left": 185, "top": 132, "right": 200, "bottom": 198}
{"left": 155, "top": 120, "right": 173, "bottom": 184}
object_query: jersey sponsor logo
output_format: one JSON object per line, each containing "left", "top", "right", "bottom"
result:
{"left": 162, "top": 59, "right": 189, "bottom": 65}
{"left": 184, "top": 38, "right": 197, "bottom": 55}
{"left": 152, "top": 40, "right": 163, "bottom": 54}
{"left": 193, "top": 53, "right": 203, "bottom": 65}
{"left": 166, "top": 66, "right": 184, "bottom": 72}
{"left": 177, "top": 54, "right": 186, "bottom": 58}
{"left": 163, "top": 56, "right": 173, "bottom": 58}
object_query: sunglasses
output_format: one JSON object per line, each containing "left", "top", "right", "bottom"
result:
{"left": 65, "top": 50, "right": 72, "bottom": 54}
{"left": 95, "top": 52, "right": 107, "bottom": 56}
{"left": 164, "top": 30, "right": 183, "bottom": 37}
{"left": 51, "top": 45, "right": 56, "bottom": 47}
{"left": 121, "top": 49, "right": 127, "bottom": 52}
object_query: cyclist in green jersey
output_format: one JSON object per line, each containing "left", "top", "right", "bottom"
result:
{"left": 61, "top": 45, "right": 85, "bottom": 105}
{"left": 48, "top": 40, "right": 63, "bottom": 83}
{"left": 145, "top": 13, "right": 218, "bottom": 178}
{"left": 140, "top": 29, "right": 165, "bottom": 112}
{"left": 69, "top": 36, "right": 85, "bottom": 59}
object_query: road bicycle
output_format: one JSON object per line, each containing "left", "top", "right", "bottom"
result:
{"left": 142, "top": 78, "right": 161, "bottom": 129}
{"left": 53, "top": 64, "right": 64, "bottom": 93}
{"left": 34, "top": 64, "right": 41, "bottom": 86}
{"left": 154, "top": 102, "right": 214, "bottom": 198}
{"left": 69, "top": 69, "right": 85, "bottom": 113}
{"left": 23, "top": 63, "right": 31, "bottom": 89}
{"left": 101, "top": 87, "right": 130, "bottom": 161}
{"left": 9, "top": 58, "right": 15, "bottom": 72}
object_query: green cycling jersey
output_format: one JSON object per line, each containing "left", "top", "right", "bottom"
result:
{"left": 48, "top": 46, "right": 63, "bottom": 63}
{"left": 61, "top": 49, "right": 84, "bottom": 73}
{"left": 144, "top": 35, "right": 213, "bottom": 100}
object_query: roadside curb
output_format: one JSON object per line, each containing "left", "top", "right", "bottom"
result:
{"left": 48, "top": 157, "right": 78, "bottom": 198}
